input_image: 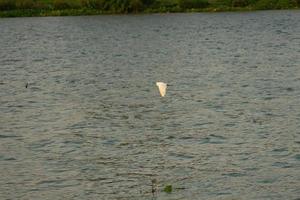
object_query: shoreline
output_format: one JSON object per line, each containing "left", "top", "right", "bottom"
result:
{"left": 0, "top": 7, "right": 299, "bottom": 18}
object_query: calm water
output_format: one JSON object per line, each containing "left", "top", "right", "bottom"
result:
{"left": 1, "top": 11, "right": 300, "bottom": 200}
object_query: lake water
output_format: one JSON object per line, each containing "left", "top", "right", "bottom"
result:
{"left": 0, "top": 10, "right": 300, "bottom": 200}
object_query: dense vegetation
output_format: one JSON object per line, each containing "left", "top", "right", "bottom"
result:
{"left": 0, "top": 0, "right": 299, "bottom": 17}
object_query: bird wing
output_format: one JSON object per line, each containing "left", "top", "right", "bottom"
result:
{"left": 156, "top": 82, "right": 167, "bottom": 97}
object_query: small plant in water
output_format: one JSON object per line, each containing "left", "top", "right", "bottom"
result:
{"left": 151, "top": 179, "right": 157, "bottom": 197}
{"left": 163, "top": 185, "right": 172, "bottom": 193}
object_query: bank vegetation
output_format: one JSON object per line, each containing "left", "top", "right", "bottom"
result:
{"left": 0, "top": 0, "right": 299, "bottom": 17}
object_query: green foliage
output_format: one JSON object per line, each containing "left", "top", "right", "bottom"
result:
{"left": 232, "top": 0, "right": 250, "bottom": 6}
{"left": 111, "top": 0, "right": 130, "bottom": 12}
{"left": 153, "top": 0, "right": 178, "bottom": 8}
{"left": 33, "top": 1, "right": 49, "bottom": 9}
{"left": 142, "top": 0, "right": 155, "bottom": 6}
{"left": 163, "top": 185, "right": 173, "bottom": 193}
{"left": 53, "top": 0, "right": 70, "bottom": 9}
{"left": 130, "top": 0, "right": 143, "bottom": 12}
{"left": 178, "top": 0, "right": 209, "bottom": 8}
{"left": 209, "top": 0, "right": 232, "bottom": 7}
{"left": 276, "top": 0, "right": 297, "bottom": 8}
{"left": 0, "top": 0, "right": 16, "bottom": 10}
{"left": 0, "top": 0, "right": 299, "bottom": 16}
{"left": 254, "top": 0, "right": 277, "bottom": 9}
{"left": 53, "top": 0, "right": 81, "bottom": 9}
{"left": 252, "top": 0, "right": 297, "bottom": 9}
{"left": 246, "top": 0, "right": 259, "bottom": 5}
{"left": 15, "top": 0, "right": 34, "bottom": 9}
{"left": 79, "top": 0, "right": 143, "bottom": 12}
{"left": 83, "top": 0, "right": 106, "bottom": 9}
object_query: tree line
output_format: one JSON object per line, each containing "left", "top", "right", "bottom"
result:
{"left": 0, "top": 0, "right": 299, "bottom": 12}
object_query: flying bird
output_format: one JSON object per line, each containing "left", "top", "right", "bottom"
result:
{"left": 156, "top": 82, "right": 167, "bottom": 97}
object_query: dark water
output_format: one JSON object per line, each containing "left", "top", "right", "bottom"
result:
{"left": 1, "top": 11, "right": 300, "bottom": 199}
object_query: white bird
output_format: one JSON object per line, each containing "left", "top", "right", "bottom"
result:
{"left": 156, "top": 82, "right": 167, "bottom": 97}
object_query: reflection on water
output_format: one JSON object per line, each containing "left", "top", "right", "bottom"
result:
{"left": 0, "top": 11, "right": 300, "bottom": 200}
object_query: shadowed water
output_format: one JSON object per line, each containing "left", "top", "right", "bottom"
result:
{"left": 0, "top": 11, "right": 300, "bottom": 200}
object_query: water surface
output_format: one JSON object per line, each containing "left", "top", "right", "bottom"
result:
{"left": 0, "top": 11, "right": 300, "bottom": 199}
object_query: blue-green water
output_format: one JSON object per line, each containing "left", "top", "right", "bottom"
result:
{"left": 0, "top": 11, "right": 300, "bottom": 200}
